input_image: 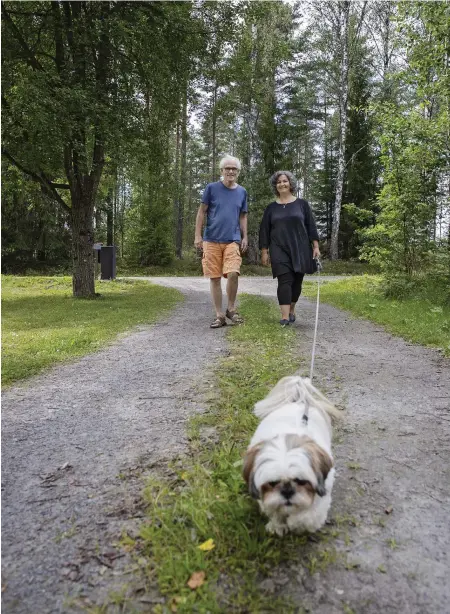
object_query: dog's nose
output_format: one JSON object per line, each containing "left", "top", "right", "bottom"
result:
{"left": 281, "top": 484, "right": 295, "bottom": 499}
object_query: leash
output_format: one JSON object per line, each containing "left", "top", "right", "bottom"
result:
{"left": 302, "top": 257, "right": 322, "bottom": 425}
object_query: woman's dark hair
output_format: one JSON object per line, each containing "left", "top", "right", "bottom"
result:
{"left": 269, "top": 170, "right": 298, "bottom": 195}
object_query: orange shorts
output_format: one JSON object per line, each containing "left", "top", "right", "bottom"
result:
{"left": 202, "top": 241, "right": 242, "bottom": 278}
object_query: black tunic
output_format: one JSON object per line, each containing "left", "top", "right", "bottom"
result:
{"left": 259, "top": 198, "right": 319, "bottom": 278}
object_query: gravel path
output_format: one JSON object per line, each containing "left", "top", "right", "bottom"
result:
{"left": 2, "top": 276, "right": 449, "bottom": 614}
{"left": 2, "top": 287, "right": 227, "bottom": 613}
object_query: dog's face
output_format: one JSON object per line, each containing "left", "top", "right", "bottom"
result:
{"left": 243, "top": 434, "right": 333, "bottom": 517}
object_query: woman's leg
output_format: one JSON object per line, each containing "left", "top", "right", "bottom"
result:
{"left": 277, "top": 272, "right": 294, "bottom": 320}
{"left": 290, "top": 273, "right": 305, "bottom": 316}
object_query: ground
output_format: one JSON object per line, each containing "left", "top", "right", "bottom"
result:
{"left": 2, "top": 277, "right": 449, "bottom": 614}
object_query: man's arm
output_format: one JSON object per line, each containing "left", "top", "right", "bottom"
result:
{"left": 240, "top": 212, "right": 248, "bottom": 252}
{"left": 194, "top": 203, "right": 208, "bottom": 249}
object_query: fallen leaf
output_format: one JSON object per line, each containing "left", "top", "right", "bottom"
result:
{"left": 187, "top": 571, "right": 206, "bottom": 589}
{"left": 198, "top": 538, "right": 215, "bottom": 552}
{"left": 385, "top": 505, "right": 393, "bottom": 514}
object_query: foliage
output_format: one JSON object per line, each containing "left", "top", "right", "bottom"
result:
{"left": 361, "top": 1, "right": 449, "bottom": 279}
{"left": 1, "top": 276, "right": 182, "bottom": 385}
{"left": 2, "top": 0, "right": 448, "bottom": 293}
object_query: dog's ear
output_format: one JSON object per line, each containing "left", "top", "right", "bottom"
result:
{"left": 243, "top": 444, "right": 263, "bottom": 499}
{"left": 302, "top": 440, "right": 333, "bottom": 498}
{"left": 315, "top": 474, "right": 327, "bottom": 497}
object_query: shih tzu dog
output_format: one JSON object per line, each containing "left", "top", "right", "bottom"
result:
{"left": 243, "top": 376, "right": 340, "bottom": 536}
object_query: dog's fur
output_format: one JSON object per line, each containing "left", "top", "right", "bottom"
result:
{"left": 243, "top": 376, "right": 340, "bottom": 535}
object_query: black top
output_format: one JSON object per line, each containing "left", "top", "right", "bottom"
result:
{"left": 259, "top": 198, "right": 319, "bottom": 278}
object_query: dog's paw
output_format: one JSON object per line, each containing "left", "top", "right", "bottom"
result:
{"left": 265, "top": 520, "right": 288, "bottom": 536}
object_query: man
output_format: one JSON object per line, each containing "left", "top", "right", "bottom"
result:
{"left": 194, "top": 155, "right": 248, "bottom": 328}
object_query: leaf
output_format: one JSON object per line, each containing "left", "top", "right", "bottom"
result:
{"left": 198, "top": 538, "right": 215, "bottom": 551}
{"left": 187, "top": 571, "right": 206, "bottom": 589}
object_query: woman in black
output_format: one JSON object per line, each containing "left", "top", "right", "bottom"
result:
{"left": 259, "top": 171, "right": 320, "bottom": 326}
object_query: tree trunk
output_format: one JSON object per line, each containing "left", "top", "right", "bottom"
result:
{"left": 212, "top": 82, "right": 218, "bottom": 181}
{"left": 176, "top": 89, "right": 188, "bottom": 259}
{"left": 71, "top": 195, "right": 96, "bottom": 298}
{"left": 173, "top": 118, "right": 181, "bottom": 257}
{"left": 106, "top": 191, "right": 113, "bottom": 246}
{"left": 330, "top": 0, "right": 350, "bottom": 261}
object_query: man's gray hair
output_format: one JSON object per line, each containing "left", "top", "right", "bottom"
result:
{"left": 269, "top": 170, "right": 297, "bottom": 195}
{"left": 219, "top": 155, "right": 241, "bottom": 171}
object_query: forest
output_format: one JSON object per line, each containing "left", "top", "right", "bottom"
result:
{"left": 2, "top": 0, "right": 449, "bottom": 298}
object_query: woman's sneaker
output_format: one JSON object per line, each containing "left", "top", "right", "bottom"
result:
{"left": 280, "top": 319, "right": 290, "bottom": 327}
{"left": 289, "top": 313, "right": 296, "bottom": 323}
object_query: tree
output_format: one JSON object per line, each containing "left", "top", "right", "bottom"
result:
{"left": 2, "top": 1, "right": 196, "bottom": 295}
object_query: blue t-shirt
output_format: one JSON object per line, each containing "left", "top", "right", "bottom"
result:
{"left": 202, "top": 181, "right": 248, "bottom": 243}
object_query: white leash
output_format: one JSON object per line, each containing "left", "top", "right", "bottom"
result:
{"left": 302, "top": 257, "right": 322, "bottom": 425}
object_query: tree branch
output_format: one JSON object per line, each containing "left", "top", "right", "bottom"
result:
{"left": 1, "top": 4, "right": 45, "bottom": 71}
{"left": 2, "top": 148, "right": 71, "bottom": 213}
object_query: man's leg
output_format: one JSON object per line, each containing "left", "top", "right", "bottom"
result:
{"left": 223, "top": 242, "right": 243, "bottom": 319}
{"left": 210, "top": 277, "right": 224, "bottom": 317}
{"left": 226, "top": 271, "right": 239, "bottom": 313}
{"left": 202, "top": 242, "right": 225, "bottom": 322}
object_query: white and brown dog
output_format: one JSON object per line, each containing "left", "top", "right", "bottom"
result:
{"left": 243, "top": 376, "right": 340, "bottom": 536}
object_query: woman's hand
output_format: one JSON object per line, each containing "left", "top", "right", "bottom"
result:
{"left": 312, "top": 244, "right": 320, "bottom": 259}
{"left": 261, "top": 250, "right": 269, "bottom": 266}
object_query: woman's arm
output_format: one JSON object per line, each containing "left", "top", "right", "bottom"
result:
{"left": 304, "top": 201, "right": 320, "bottom": 258}
{"left": 259, "top": 207, "right": 271, "bottom": 266}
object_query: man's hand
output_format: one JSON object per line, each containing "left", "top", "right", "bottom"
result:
{"left": 261, "top": 251, "right": 269, "bottom": 266}
{"left": 241, "top": 237, "right": 248, "bottom": 253}
{"left": 194, "top": 236, "right": 203, "bottom": 250}
{"left": 312, "top": 245, "right": 321, "bottom": 259}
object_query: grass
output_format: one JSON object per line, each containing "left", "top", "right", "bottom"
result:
{"left": 117, "top": 256, "right": 377, "bottom": 278}
{"left": 302, "top": 275, "right": 450, "bottom": 356}
{"left": 1, "top": 276, "right": 182, "bottom": 386}
{"left": 135, "top": 296, "right": 339, "bottom": 613}
{"left": 117, "top": 260, "right": 271, "bottom": 278}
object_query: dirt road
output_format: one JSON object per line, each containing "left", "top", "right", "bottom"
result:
{"left": 2, "top": 277, "right": 449, "bottom": 613}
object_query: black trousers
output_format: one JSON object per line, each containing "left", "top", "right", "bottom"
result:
{"left": 277, "top": 271, "right": 305, "bottom": 305}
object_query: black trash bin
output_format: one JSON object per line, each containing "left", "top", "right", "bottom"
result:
{"left": 100, "top": 245, "right": 117, "bottom": 280}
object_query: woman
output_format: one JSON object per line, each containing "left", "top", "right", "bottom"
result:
{"left": 259, "top": 171, "right": 320, "bottom": 326}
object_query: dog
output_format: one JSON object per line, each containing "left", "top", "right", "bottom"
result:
{"left": 243, "top": 376, "right": 340, "bottom": 536}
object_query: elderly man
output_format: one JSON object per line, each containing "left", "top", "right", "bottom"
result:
{"left": 194, "top": 155, "right": 248, "bottom": 328}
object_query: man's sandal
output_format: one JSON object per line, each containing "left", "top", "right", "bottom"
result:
{"left": 226, "top": 309, "right": 244, "bottom": 324}
{"left": 210, "top": 316, "right": 227, "bottom": 328}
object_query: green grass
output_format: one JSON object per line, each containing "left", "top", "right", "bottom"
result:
{"left": 1, "top": 276, "right": 182, "bottom": 385}
{"left": 302, "top": 275, "right": 450, "bottom": 356}
{"left": 118, "top": 258, "right": 377, "bottom": 278}
{"left": 318, "top": 259, "right": 380, "bottom": 276}
{"left": 117, "top": 260, "right": 271, "bottom": 278}
{"left": 136, "top": 296, "right": 339, "bottom": 613}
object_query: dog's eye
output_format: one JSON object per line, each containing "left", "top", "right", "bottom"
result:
{"left": 294, "top": 479, "right": 308, "bottom": 486}
{"left": 268, "top": 480, "right": 280, "bottom": 487}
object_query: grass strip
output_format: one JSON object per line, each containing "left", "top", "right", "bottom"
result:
{"left": 138, "top": 295, "right": 338, "bottom": 614}
{"left": 302, "top": 275, "right": 450, "bottom": 356}
{"left": 1, "top": 276, "right": 182, "bottom": 385}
